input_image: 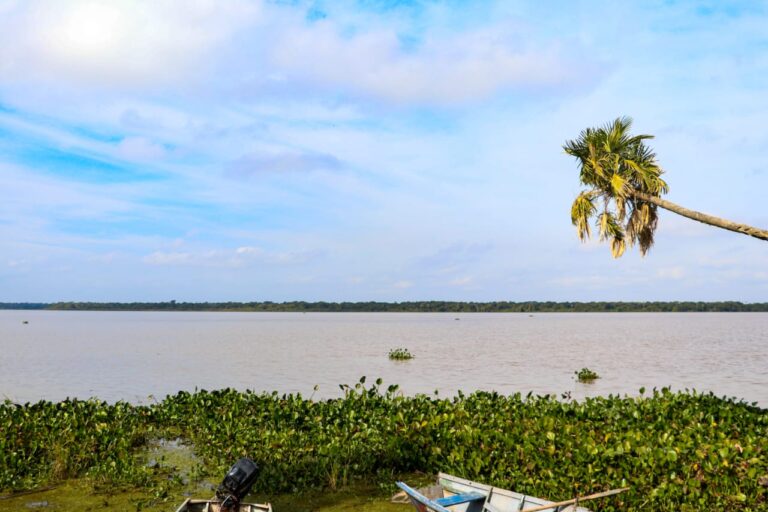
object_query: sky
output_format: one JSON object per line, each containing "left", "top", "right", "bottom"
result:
{"left": 1, "top": 0, "right": 767, "bottom": 302}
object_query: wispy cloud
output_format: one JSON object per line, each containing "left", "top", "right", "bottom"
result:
{"left": 143, "top": 246, "right": 323, "bottom": 267}
{"left": 143, "top": 251, "right": 194, "bottom": 266}
{"left": 449, "top": 276, "right": 473, "bottom": 286}
{"left": 656, "top": 266, "right": 686, "bottom": 280}
{"left": 226, "top": 151, "right": 344, "bottom": 178}
{"left": 416, "top": 242, "right": 494, "bottom": 272}
{"left": 116, "top": 137, "right": 168, "bottom": 162}
{"left": 271, "top": 23, "right": 599, "bottom": 105}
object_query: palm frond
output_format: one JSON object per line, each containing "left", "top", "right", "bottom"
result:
{"left": 571, "top": 192, "right": 597, "bottom": 241}
{"left": 610, "top": 173, "right": 627, "bottom": 198}
{"left": 597, "top": 211, "right": 624, "bottom": 242}
{"left": 564, "top": 116, "right": 668, "bottom": 258}
{"left": 610, "top": 237, "right": 626, "bottom": 258}
{"left": 616, "top": 196, "right": 626, "bottom": 221}
{"left": 637, "top": 212, "right": 658, "bottom": 255}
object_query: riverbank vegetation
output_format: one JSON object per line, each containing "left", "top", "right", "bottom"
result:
{"left": 2, "top": 380, "right": 767, "bottom": 510}
{"left": 4, "top": 300, "right": 768, "bottom": 312}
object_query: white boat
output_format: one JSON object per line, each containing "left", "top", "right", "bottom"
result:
{"left": 396, "top": 473, "right": 607, "bottom": 512}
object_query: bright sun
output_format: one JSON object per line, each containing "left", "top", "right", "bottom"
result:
{"left": 57, "top": 2, "right": 123, "bottom": 56}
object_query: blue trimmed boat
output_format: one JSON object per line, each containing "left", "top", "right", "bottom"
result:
{"left": 396, "top": 473, "right": 627, "bottom": 512}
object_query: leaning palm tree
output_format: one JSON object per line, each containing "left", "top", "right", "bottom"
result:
{"left": 564, "top": 117, "right": 768, "bottom": 257}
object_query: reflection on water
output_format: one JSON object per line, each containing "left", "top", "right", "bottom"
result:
{"left": 1, "top": 311, "right": 766, "bottom": 405}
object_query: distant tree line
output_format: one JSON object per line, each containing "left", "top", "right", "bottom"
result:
{"left": 2, "top": 301, "right": 768, "bottom": 312}
{"left": 0, "top": 303, "right": 48, "bottom": 310}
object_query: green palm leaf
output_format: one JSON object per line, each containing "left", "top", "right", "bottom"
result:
{"left": 566, "top": 117, "right": 768, "bottom": 250}
{"left": 564, "top": 116, "right": 666, "bottom": 258}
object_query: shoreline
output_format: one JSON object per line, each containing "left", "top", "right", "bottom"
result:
{"left": 3, "top": 300, "right": 768, "bottom": 313}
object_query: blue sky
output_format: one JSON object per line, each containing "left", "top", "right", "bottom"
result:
{"left": 1, "top": 0, "right": 767, "bottom": 302}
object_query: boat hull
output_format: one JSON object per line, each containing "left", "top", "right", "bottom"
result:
{"left": 397, "top": 473, "right": 590, "bottom": 512}
{"left": 174, "top": 499, "right": 273, "bottom": 512}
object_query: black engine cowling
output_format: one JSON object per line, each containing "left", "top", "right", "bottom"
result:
{"left": 216, "top": 457, "right": 260, "bottom": 509}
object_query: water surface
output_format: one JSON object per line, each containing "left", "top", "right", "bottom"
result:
{"left": 1, "top": 311, "right": 766, "bottom": 405}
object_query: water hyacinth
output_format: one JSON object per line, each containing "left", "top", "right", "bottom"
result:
{"left": 575, "top": 368, "right": 600, "bottom": 382}
{"left": 388, "top": 348, "right": 414, "bottom": 360}
{"left": 2, "top": 379, "right": 767, "bottom": 510}
{"left": 0, "top": 398, "right": 155, "bottom": 491}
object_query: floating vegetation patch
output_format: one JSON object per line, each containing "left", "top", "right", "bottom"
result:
{"left": 575, "top": 368, "right": 600, "bottom": 382}
{"left": 2, "top": 380, "right": 767, "bottom": 510}
{"left": 388, "top": 348, "right": 414, "bottom": 360}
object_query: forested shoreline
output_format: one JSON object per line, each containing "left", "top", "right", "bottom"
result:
{"left": 2, "top": 301, "right": 768, "bottom": 312}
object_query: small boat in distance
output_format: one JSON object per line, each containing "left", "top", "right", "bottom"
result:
{"left": 396, "top": 473, "right": 625, "bottom": 512}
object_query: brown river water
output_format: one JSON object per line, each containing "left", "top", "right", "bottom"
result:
{"left": 1, "top": 311, "right": 766, "bottom": 405}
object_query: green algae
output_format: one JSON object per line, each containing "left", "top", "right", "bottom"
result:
{"left": 0, "top": 435, "right": 409, "bottom": 511}
{"left": 0, "top": 481, "right": 169, "bottom": 512}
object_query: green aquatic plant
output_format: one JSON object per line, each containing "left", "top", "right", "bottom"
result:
{"left": 388, "top": 348, "right": 414, "bottom": 361}
{"left": 2, "top": 381, "right": 767, "bottom": 510}
{"left": 0, "top": 398, "right": 155, "bottom": 491}
{"left": 575, "top": 368, "right": 600, "bottom": 382}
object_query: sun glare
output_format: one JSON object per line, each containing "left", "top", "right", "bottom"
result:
{"left": 57, "top": 2, "right": 122, "bottom": 56}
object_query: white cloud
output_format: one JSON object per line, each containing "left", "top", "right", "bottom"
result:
{"left": 143, "top": 246, "right": 321, "bottom": 267}
{"left": 393, "top": 280, "right": 413, "bottom": 289}
{"left": 235, "top": 246, "right": 264, "bottom": 256}
{"left": 273, "top": 23, "right": 593, "bottom": 104}
{"left": 227, "top": 151, "right": 344, "bottom": 178}
{"left": 0, "top": 1, "right": 596, "bottom": 106}
{"left": 0, "top": 162, "right": 142, "bottom": 221}
{"left": 238, "top": 246, "right": 321, "bottom": 265}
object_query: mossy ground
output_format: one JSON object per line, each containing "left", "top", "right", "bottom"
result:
{"left": 266, "top": 485, "right": 406, "bottom": 512}
{"left": 0, "top": 481, "right": 405, "bottom": 512}
{"left": 0, "top": 440, "right": 411, "bottom": 512}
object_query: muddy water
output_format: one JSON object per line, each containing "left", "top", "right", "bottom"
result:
{"left": 1, "top": 311, "right": 766, "bottom": 405}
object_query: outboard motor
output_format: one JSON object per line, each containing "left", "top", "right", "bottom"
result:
{"left": 216, "top": 457, "right": 260, "bottom": 510}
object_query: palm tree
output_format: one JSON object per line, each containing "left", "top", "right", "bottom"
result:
{"left": 564, "top": 117, "right": 768, "bottom": 257}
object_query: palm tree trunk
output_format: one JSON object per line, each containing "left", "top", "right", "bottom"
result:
{"left": 630, "top": 190, "right": 768, "bottom": 242}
